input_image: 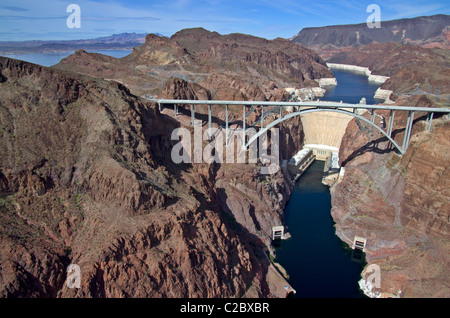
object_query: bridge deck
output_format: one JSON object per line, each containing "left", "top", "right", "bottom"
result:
{"left": 153, "top": 98, "right": 450, "bottom": 113}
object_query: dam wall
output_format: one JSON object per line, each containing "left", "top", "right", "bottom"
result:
{"left": 300, "top": 111, "right": 355, "bottom": 150}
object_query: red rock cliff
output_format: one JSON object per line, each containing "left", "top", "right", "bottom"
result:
{"left": 331, "top": 98, "right": 449, "bottom": 297}
{"left": 1, "top": 56, "right": 299, "bottom": 297}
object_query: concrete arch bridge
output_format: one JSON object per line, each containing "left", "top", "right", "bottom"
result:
{"left": 153, "top": 99, "right": 450, "bottom": 157}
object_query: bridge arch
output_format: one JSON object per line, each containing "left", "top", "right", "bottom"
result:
{"left": 245, "top": 108, "right": 403, "bottom": 154}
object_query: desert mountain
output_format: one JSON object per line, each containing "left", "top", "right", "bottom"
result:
{"left": 54, "top": 28, "right": 334, "bottom": 99}
{"left": 291, "top": 14, "right": 450, "bottom": 59}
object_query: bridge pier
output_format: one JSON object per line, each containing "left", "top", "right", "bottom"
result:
{"left": 402, "top": 111, "right": 414, "bottom": 153}
{"left": 242, "top": 105, "right": 246, "bottom": 147}
{"left": 208, "top": 104, "right": 212, "bottom": 140}
{"left": 261, "top": 107, "right": 264, "bottom": 128}
{"left": 426, "top": 112, "right": 434, "bottom": 132}
{"left": 387, "top": 110, "right": 395, "bottom": 138}
{"left": 371, "top": 109, "right": 376, "bottom": 123}
{"left": 225, "top": 104, "right": 229, "bottom": 145}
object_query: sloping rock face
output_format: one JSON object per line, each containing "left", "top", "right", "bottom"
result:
{"left": 331, "top": 97, "right": 450, "bottom": 297}
{"left": 54, "top": 49, "right": 162, "bottom": 97}
{"left": 292, "top": 14, "right": 450, "bottom": 59}
{"left": 161, "top": 77, "right": 212, "bottom": 100}
{"left": 54, "top": 28, "right": 334, "bottom": 99}
{"left": 0, "top": 56, "right": 300, "bottom": 298}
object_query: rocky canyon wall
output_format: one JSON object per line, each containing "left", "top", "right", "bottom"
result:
{"left": 0, "top": 56, "right": 305, "bottom": 298}
{"left": 330, "top": 98, "right": 449, "bottom": 297}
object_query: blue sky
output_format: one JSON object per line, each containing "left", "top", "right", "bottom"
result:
{"left": 0, "top": 0, "right": 449, "bottom": 41}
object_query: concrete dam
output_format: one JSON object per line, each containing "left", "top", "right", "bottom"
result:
{"left": 301, "top": 110, "right": 354, "bottom": 150}
{"left": 285, "top": 110, "right": 352, "bottom": 185}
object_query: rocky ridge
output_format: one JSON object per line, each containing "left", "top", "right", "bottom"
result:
{"left": 54, "top": 28, "right": 334, "bottom": 100}
{"left": 291, "top": 14, "right": 450, "bottom": 59}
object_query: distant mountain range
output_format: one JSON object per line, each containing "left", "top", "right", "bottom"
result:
{"left": 0, "top": 33, "right": 152, "bottom": 54}
{"left": 291, "top": 14, "right": 450, "bottom": 58}
{"left": 3, "top": 14, "right": 448, "bottom": 57}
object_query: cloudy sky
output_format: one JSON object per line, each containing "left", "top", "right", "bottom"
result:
{"left": 0, "top": 0, "right": 449, "bottom": 41}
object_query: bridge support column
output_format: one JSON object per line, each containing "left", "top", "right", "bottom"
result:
{"left": 208, "top": 104, "right": 212, "bottom": 140}
{"left": 402, "top": 111, "right": 414, "bottom": 153}
{"left": 191, "top": 104, "right": 195, "bottom": 126}
{"left": 261, "top": 106, "right": 264, "bottom": 128}
{"left": 242, "top": 105, "right": 246, "bottom": 149}
{"left": 225, "top": 104, "right": 229, "bottom": 146}
{"left": 371, "top": 109, "right": 376, "bottom": 123}
{"left": 387, "top": 110, "right": 395, "bottom": 138}
{"left": 426, "top": 112, "right": 434, "bottom": 132}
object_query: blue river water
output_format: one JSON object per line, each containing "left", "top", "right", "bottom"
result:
{"left": 274, "top": 69, "right": 383, "bottom": 298}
